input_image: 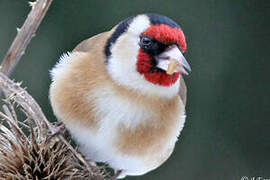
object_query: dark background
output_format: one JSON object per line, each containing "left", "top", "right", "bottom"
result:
{"left": 0, "top": 0, "right": 269, "bottom": 179}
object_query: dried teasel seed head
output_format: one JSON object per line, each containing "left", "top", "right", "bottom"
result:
{"left": 0, "top": 74, "right": 108, "bottom": 179}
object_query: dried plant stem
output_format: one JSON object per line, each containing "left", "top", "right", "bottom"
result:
{"left": 0, "top": 0, "right": 53, "bottom": 76}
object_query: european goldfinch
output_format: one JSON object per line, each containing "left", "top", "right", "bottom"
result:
{"left": 49, "top": 13, "right": 191, "bottom": 178}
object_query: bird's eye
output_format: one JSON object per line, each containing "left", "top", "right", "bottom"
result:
{"left": 140, "top": 36, "right": 152, "bottom": 49}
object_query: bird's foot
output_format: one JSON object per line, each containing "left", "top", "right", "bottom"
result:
{"left": 109, "top": 170, "right": 123, "bottom": 180}
{"left": 49, "top": 122, "right": 69, "bottom": 139}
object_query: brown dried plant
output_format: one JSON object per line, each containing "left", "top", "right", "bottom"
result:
{"left": 0, "top": 73, "right": 109, "bottom": 179}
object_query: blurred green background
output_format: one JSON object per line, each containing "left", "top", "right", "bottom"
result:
{"left": 0, "top": 0, "right": 269, "bottom": 179}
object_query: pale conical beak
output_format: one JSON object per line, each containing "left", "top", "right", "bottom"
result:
{"left": 156, "top": 45, "right": 191, "bottom": 75}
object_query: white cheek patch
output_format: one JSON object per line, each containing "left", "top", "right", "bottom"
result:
{"left": 112, "top": 34, "right": 140, "bottom": 63}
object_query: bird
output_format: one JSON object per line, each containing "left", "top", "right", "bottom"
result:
{"left": 49, "top": 13, "right": 191, "bottom": 179}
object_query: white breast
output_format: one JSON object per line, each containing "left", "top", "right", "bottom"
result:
{"left": 64, "top": 84, "right": 185, "bottom": 178}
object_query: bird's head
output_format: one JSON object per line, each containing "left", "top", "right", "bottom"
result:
{"left": 105, "top": 14, "right": 191, "bottom": 98}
